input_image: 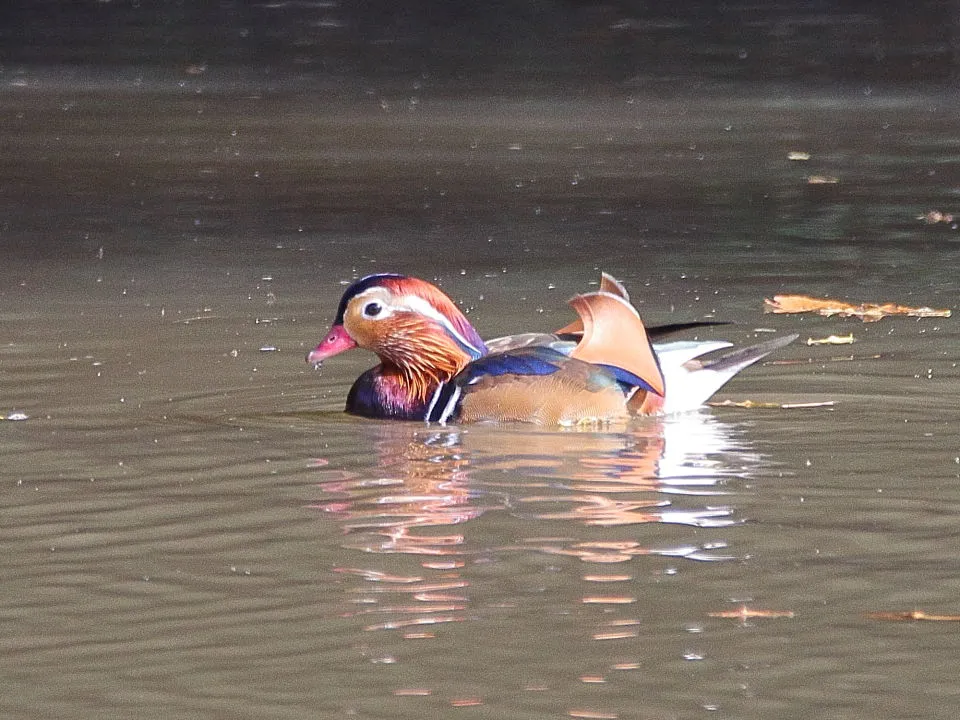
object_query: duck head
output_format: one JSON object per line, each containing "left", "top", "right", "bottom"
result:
{"left": 306, "top": 274, "right": 487, "bottom": 402}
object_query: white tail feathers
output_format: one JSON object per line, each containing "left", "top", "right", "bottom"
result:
{"left": 657, "top": 334, "right": 798, "bottom": 414}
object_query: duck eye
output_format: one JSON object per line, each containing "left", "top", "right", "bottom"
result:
{"left": 362, "top": 301, "right": 383, "bottom": 318}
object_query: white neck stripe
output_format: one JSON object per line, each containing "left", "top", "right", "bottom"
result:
{"left": 437, "top": 386, "right": 462, "bottom": 425}
{"left": 425, "top": 384, "right": 444, "bottom": 421}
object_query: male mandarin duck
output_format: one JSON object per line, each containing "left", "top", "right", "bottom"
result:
{"left": 306, "top": 273, "right": 796, "bottom": 425}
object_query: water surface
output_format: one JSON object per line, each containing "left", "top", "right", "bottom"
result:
{"left": 2, "top": 73, "right": 960, "bottom": 719}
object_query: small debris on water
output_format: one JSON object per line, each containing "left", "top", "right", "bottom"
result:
{"left": 866, "top": 610, "right": 960, "bottom": 622}
{"left": 708, "top": 605, "right": 795, "bottom": 620}
{"left": 807, "top": 334, "right": 854, "bottom": 346}
{"left": 918, "top": 210, "right": 954, "bottom": 224}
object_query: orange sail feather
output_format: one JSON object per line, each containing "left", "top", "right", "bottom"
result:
{"left": 567, "top": 291, "right": 665, "bottom": 398}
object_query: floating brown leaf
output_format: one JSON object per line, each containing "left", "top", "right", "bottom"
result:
{"left": 450, "top": 697, "right": 484, "bottom": 708}
{"left": 917, "top": 210, "right": 954, "bottom": 224}
{"left": 764, "top": 294, "right": 951, "bottom": 322}
{"left": 765, "top": 354, "right": 880, "bottom": 365}
{"left": 708, "top": 399, "right": 836, "bottom": 409}
{"left": 807, "top": 334, "right": 854, "bottom": 346}
{"left": 708, "top": 605, "right": 795, "bottom": 620}
{"left": 866, "top": 610, "right": 960, "bottom": 622}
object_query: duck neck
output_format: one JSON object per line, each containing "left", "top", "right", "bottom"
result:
{"left": 345, "top": 363, "right": 451, "bottom": 420}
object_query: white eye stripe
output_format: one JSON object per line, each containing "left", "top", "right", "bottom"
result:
{"left": 399, "top": 295, "right": 482, "bottom": 357}
{"left": 350, "top": 288, "right": 482, "bottom": 358}
{"left": 351, "top": 288, "right": 395, "bottom": 319}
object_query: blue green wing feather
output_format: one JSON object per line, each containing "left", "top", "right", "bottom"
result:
{"left": 426, "top": 346, "right": 627, "bottom": 423}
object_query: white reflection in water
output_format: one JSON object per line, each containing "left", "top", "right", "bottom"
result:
{"left": 313, "top": 412, "right": 763, "bottom": 651}
{"left": 310, "top": 411, "right": 760, "bottom": 559}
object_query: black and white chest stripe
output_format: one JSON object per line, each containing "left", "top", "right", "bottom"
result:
{"left": 424, "top": 381, "right": 464, "bottom": 424}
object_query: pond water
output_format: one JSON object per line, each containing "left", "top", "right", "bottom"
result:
{"left": 2, "top": 69, "right": 960, "bottom": 719}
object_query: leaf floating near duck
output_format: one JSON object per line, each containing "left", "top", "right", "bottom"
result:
{"left": 917, "top": 209, "right": 955, "bottom": 224}
{"left": 866, "top": 610, "right": 960, "bottom": 622}
{"left": 764, "top": 294, "right": 952, "bottom": 322}
{"left": 708, "top": 605, "right": 796, "bottom": 620}
{"left": 806, "top": 334, "right": 855, "bottom": 346}
{"left": 708, "top": 399, "right": 836, "bottom": 410}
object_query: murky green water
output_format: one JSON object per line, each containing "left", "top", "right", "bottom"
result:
{"left": 2, "top": 72, "right": 960, "bottom": 718}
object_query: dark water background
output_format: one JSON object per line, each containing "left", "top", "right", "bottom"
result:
{"left": 3, "top": 3, "right": 960, "bottom": 719}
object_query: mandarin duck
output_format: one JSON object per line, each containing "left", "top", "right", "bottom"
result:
{"left": 306, "top": 273, "right": 796, "bottom": 425}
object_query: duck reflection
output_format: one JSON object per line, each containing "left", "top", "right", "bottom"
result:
{"left": 315, "top": 413, "right": 762, "bottom": 642}
{"left": 311, "top": 423, "right": 490, "bottom": 556}
{"left": 311, "top": 412, "right": 757, "bottom": 558}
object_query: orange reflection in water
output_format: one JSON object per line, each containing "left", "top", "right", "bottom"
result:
{"left": 311, "top": 423, "right": 493, "bottom": 556}
{"left": 311, "top": 413, "right": 751, "bottom": 558}
{"left": 313, "top": 413, "right": 760, "bottom": 714}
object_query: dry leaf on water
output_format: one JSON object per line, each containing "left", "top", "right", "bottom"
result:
{"left": 708, "top": 605, "right": 795, "bottom": 620}
{"left": 766, "top": 354, "right": 880, "bottom": 365}
{"left": 708, "top": 400, "right": 835, "bottom": 409}
{"left": 866, "top": 610, "right": 960, "bottom": 622}
{"left": 807, "top": 334, "right": 855, "bottom": 345}
{"left": 917, "top": 210, "right": 954, "bottom": 224}
{"left": 764, "top": 294, "right": 951, "bottom": 322}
